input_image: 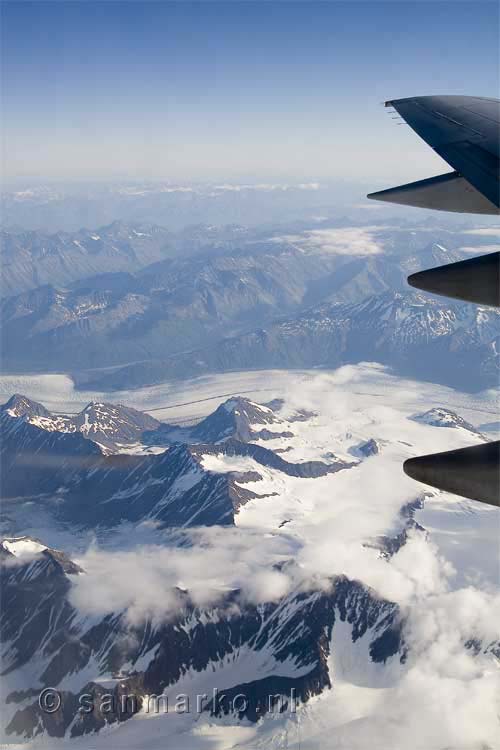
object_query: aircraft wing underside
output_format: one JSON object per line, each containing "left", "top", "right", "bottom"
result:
{"left": 368, "top": 95, "right": 500, "bottom": 509}
{"left": 369, "top": 95, "right": 500, "bottom": 213}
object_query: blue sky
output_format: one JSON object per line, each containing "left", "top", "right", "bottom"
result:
{"left": 2, "top": 1, "right": 499, "bottom": 182}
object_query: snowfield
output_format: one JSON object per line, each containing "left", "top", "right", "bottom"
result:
{"left": 1, "top": 364, "right": 499, "bottom": 750}
{"left": 0, "top": 364, "right": 497, "bottom": 427}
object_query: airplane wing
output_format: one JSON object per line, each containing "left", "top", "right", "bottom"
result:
{"left": 367, "top": 95, "right": 500, "bottom": 509}
{"left": 368, "top": 95, "right": 500, "bottom": 213}
{"left": 407, "top": 250, "right": 499, "bottom": 306}
{"left": 369, "top": 171, "right": 497, "bottom": 215}
{"left": 404, "top": 441, "right": 500, "bottom": 508}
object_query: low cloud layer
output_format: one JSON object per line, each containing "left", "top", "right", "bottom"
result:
{"left": 70, "top": 528, "right": 297, "bottom": 625}
{"left": 274, "top": 226, "right": 384, "bottom": 256}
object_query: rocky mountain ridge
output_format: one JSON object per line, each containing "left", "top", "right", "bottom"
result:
{"left": 0, "top": 394, "right": 350, "bottom": 533}
{"left": 0, "top": 222, "right": 174, "bottom": 298}
{"left": 1, "top": 534, "right": 404, "bottom": 740}
{"left": 2, "top": 394, "right": 161, "bottom": 452}
{"left": 84, "top": 289, "right": 499, "bottom": 392}
{"left": 4, "top": 223, "right": 495, "bottom": 393}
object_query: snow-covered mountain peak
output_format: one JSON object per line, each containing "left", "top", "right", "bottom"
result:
{"left": 1, "top": 536, "right": 47, "bottom": 559}
{"left": 0, "top": 535, "right": 82, "bottom": 576}
{"left": 224, "top": 397, "right": 283, "bottom": 431}
{"left": 74, "top": 401, "right": 160, "bottom": 440}
{"left": 220, "top": 396, "right": 274, "bottom": 419}
{"left": 1, "top": 394, "right": 51, "bottom": 419}
{"left": 411, "top": 407, "right": 483, "bottom": 437}
{"left": 193, "top": 396, "right": 289, "bottom": 443}
{"left": 1, "top": 394, "right": 161, "bottom": 451}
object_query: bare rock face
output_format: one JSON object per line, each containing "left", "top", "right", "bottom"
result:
{"left": 353, "top": 438, "right": 380, "bottom": 458}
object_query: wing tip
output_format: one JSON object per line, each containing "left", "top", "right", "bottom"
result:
{"left": 407, "top": 252, "right": 500, "bottom": 307}
{"left": 403, "top": 442, "right": 500, "bottom": 508}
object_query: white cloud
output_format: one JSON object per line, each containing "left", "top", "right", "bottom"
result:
{"left": 274, "top": 227, "right": 384, "bottom": 256}
{"left": 324, "top": 584, "right": 500, "bottom": 750}
{"left": 70, "top": 528, "right": 297, "bottom": 625}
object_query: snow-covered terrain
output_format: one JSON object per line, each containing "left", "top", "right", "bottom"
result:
{"left": 1, "top": 394, "right": 162, "bottom": 453}
{"left": 0, "top": 365, "right": 497, "bottom": 427}
{"left": 1, "top": 365, "right": 499, "bottom": 749}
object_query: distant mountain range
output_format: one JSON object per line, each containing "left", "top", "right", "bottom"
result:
{"left": 1, "top": 181, "right": 361, "bottom": 232}
{"left": 0, "top": 221, "right": 469, "bottom": 302}
{"left": 0, "top": 222, "right": 176, "bottom": 297}
{"left": 77, "top": 289, "right": 499, "bottom": 392}
{"left": 0, "top": 233, "right": 340, "bottom": 371}
{"left": 3, "top": 222, "right": 498, "bottom": 390}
